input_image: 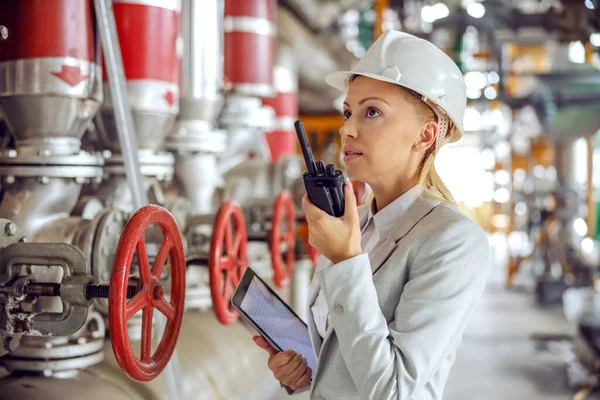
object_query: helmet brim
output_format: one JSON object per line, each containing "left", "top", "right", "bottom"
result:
{"left": 325, "top": 71, "right": 403, "bottom": 93}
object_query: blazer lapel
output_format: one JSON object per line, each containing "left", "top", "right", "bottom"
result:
{"left": 368, "top": 196, "right": 440, "bottom": 275}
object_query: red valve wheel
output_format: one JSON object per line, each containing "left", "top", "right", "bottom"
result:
{"left": 109, "top": 205, "right": 185, "bottom": 382}
{"left": 209, "top": 201, "right": 248, "bottom": 325}
{"left": 270, "top": 190, "right": 296, "bottom": 288}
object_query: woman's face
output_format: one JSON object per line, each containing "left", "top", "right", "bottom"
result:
{"left": 340, "top": 76, "right": 426, "bottom": 185}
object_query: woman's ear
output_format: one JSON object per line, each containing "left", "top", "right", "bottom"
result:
{"left": 414, "top": 120, "right": 437, "bottom": 151}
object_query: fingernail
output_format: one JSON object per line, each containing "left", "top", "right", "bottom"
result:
{"left": 346, "top": 179, "right": 353, "bottom": 191}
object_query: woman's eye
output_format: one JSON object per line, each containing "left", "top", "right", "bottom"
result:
{"left": 343, "top": 110, "right": 351, "bottom": 120}
{"left": 366, "top": 107, "right": 380, "bottom": 118}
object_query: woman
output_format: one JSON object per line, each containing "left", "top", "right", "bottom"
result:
{"left": 254, "top": 30, "right": 490, "bottom": 399}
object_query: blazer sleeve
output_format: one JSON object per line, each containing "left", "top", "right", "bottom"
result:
{"left": 315, "top": 218, "right": 490, "bottom": 400}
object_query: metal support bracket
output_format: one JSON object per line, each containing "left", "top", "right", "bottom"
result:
{"left": 0, "top": 243, "right": 92, "bottom": 337}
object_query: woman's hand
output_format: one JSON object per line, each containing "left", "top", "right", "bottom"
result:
{"left": 302, "top": 179, "right": 362, "bottom": 264}
{"left": 253, "top": 336, "right": 312, "bottom": 390}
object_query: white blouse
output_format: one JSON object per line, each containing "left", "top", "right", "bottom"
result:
{"left": 310, "top": 185, "right": 422, "bottom": 338}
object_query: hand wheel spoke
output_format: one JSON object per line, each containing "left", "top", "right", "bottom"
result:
{"left": 155, "top": 297, "right": 176, "bottom": 321}
{"left": 140, "top": 307, "right": 153, "bottom": 363}
{"left": 224, "top": 219, "right": 233, "bottom": 257}
{"left": 233, "top": 231, "right": 243, "bottom": 258}
{"left": 222, "top": 271, "right": 233, "bottom": 303}
{"left": 152, "top": 236, "right": 172, "bottom": 279}
{"left": 219, "top": 256, "right": 232, "bottom": 272}
{"left": 136, "top": 240, "right": 151, "bottom": 286}
{"left": 126, "top": 291, "right": 149, "bottom": 320}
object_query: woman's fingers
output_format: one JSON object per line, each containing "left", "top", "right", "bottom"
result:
{"left": 252, "top": 335, "right": 277, "bottom": 356}
{"left": 284, "top": 359, "right": 309, "bottom": 389}
{"left": 268, "top": 349, "right": 297, "bottom": 371}
{"left": 290, "top": 367, "right": 312, "bottom": 390}
{"left": 274, "top": 353, "right": 304, "bottom": 382}
{"left": 252, "top": 341, "right": 311, "bottom": 391}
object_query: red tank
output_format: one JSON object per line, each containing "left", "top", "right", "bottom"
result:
{"left": 262, "top": 46, "right": 297, "bottom": 163}
{"left": 98, "top": 0, "right": 182, "bottom": 152}
{"left": 224, "top": 0, "right": 277, "bottom": 97}
{"left": 0, "top": 0, "right": 101, "bottom": 145}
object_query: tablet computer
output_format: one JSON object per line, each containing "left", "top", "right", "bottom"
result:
{"left": 231, "top": 266, "right": 317, "bottom": 380}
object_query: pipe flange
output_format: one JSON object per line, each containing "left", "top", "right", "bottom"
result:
{"left": 0, "top": 150, "right": 104, "bottom": 166}
{"left": 219, "top": 95, "right": 274, "bottom": 130}
{"left": 0, "top": 150, "right": 104, "bottom": 179}
{"left": 90, "top": 210, "right": 127, "bottom": 315}
{"left": 103, "top": 150, "right": 174, "bottom": 180}
{"left": 15, "top": 137, "right": 83, "bottom": 157}
{"left": 164, "top": 127, "right": 227, "bottom": 154}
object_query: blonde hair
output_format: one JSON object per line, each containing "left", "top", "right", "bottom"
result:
{"left": 355, "top": 77, "right": 458, "bottom": 206}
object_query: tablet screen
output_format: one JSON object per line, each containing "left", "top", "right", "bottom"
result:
{"left": 240, "top": 275, "right": 318, "bottom": 378}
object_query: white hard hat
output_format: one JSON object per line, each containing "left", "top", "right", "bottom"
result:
{"left": 326, "top": 30, "right": 467, "bottom": 143}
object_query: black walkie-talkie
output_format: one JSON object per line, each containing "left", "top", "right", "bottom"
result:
{"left": 295, "top": 120, "right": 345, "bottom": 217}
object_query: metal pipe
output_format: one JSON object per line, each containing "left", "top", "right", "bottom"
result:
{"left": 585, "top": 42, "right": 596, "bottom": 238}
{"left": 374, "top": 0, "right": 388, "bottom": 40}
{"left": 179, "top": 0, "right": 224, "bottom": 124}
{"left": 94, "top": 0, "right": 147, "bottom": 210}
{"left": 587, "top": 136, "right": 596, "bottom": 238}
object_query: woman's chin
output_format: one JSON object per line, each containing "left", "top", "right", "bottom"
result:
{"left": 344, "top": 166, "right": 367, "bottom": 182}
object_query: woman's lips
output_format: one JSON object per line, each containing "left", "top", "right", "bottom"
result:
{"left": 343, "top": 152, "right": 362, "bottom": 162}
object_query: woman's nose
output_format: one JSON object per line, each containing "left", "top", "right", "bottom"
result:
{"left": 340, "top": 120, "right": 358, "bottom": 139}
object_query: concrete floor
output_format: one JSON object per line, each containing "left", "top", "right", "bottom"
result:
{"left": 270, "top": 239, "right": 600, "bottom": 399}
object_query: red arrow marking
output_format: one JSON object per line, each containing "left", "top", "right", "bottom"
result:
{"left": 163, "top": 91, "right": 176, "bottom": 107}
{"left": 51, "top": 65, "right": 89, "bottom": 87}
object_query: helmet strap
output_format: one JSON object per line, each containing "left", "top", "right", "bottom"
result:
{"left": 421, "top": 98, "right": 449, "bottom": 154}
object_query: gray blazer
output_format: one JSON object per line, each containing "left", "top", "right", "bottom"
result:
{"left": 301, "top": 196, "right": 490, "bottom": 400}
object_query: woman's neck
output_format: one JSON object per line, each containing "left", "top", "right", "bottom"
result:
{"left": 370, "top": 176, "right": 419, "bottom": 212}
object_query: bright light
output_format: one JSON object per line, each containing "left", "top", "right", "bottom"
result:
{"left": 421, "top": 6, "right": 436, "bottom": 23}
{"left": 353, "top": 47, "right": 366, "bottom": 57}
{"left": 488, "top": 71, "right": 500, "bottom": 84}
{"left": 494, "top": 188, "right": 511, "bottom": 203}
{"left": 432, "top": 3, "right": 450, "bottom": 19}
{"left": 585, "top": 0, "right": 595, "bottom": 10}
{"left": 346, "top": 40, "right": 360, "bottom": 52}
{"left": 466, "top": 88, "right": 482, "bottom": 99}
{"left": 480, "top": 148, "right": 495, "bottom": 170}
{"left": 465, "top": 71, "right": 487, "bottom": 89}
{"left": 546, "top": 166, "right": 557, "bottom": 181}
{"left": 568, "top": 41, "right": 586, "bottom": 64}
{"left": 533, "top": 165, "right": 546, "bottom": 179}
{"left": 574, "top": 218, "right": 589, "bottom": 237}
{"left": 515, "top": 202, "right": 527, "bottom": 216}
{"left": 591, "top": 33, "right": 600, "bottom": 47}
{"left": 484, "top": 86, "right": 498, "bottom": 100}
{"left": 494, "top": 141, "right": 511, "bottom": 159}
{"left": 435, "top": 146, "right": 490, "bottom": 208}
{"left": 421, "top": 3, "right": 450, "bottom": 23}
{"left": 491, "top": 214, "right": 510, "bottom": 229}
{"left": 344, "top": 9, "right": 360, "bottom": 22}
{"left": 463, "top": 108, "right": 482, "bottom": 131}
{"left": 514, "top": 168, "right": 526, "bottom": 183}
{"left": 467, "top": 2, "right": 486, "bottom": 18}
{"left": 495, "top": 170, "right": 511, "bottom": 186}
{"left": 582, "top": 237, "right": 595, "bottom": 254}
